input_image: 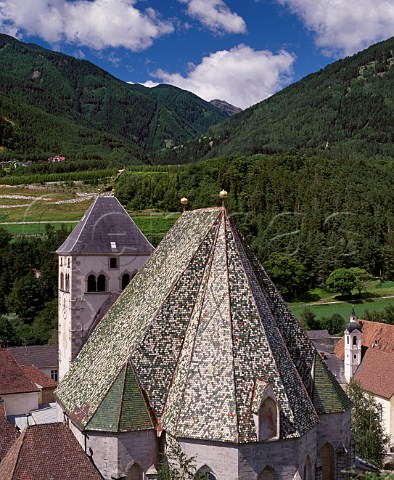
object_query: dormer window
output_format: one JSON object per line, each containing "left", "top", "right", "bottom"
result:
{"left": 110, "top": 241, "right": 117, "bottom": 251}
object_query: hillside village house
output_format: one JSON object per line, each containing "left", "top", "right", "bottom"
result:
{"left": 54, "top": 195, "right": 354, "bottom": 480}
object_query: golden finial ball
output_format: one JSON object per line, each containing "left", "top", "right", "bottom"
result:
{"left": 219, "top": 190, "right": 228, "bottom": 200}
{"left": 180, "top": 197, "right": 188, "bottom": 205}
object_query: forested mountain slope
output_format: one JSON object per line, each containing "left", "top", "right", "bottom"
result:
{"left": 0, "top": 34, "right": 226, "bottom": 162}
{"left": 153, "top": 37, "right": 394, "bottom": 164}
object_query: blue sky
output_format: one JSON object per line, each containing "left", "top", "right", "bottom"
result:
{"left": 0, "top": 0, "right": 393, "bottom": 108}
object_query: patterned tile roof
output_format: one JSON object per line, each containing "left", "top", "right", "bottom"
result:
{"left": 0, "top": 423, "right": 103, "bottom": 479}
{"left": 353, "top": 348, "right": 394, "bottom": 399}
{"left": 21, "top": 365, "right": 58, "bottom": 389}
{"left": 0, "top": 404, "right": 19, "bottom": 461}
{"left": 56, "top": 208, "right": 349, "bottom": 443}
{"left": 9, "top": 344, "right": 58, "bottom": 369}
{"left": 0, "top": 350, "right": 39, "bottom": 395}
{"left": 56, "top": 195, "right": 153, "bottom": 255}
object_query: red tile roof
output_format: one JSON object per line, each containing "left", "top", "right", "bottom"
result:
{"left": 353, "top": 348, "right": 394, "bottom": 399}
{"left": 9, "top": 345, "right": 58, "bottom": 369}
{"left": 0, "top": 404, "right": 19, "bottom": 461}
{"left": 21, "top": 365, "right": 58, "bottom": 389}
{"left": 334, "top": 320, "right": 394, "bottom": 360}
{"left": 0, "top": 423, "right": 103, "bottom": 479}
{"left": 0, "top": 350, "right": 39, "bottom": 395}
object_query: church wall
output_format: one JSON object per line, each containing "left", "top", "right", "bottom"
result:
{"left": 374, "top": 394, "right": 391, "bottom": 442}
{"left": 116, "top": 430, "right": 158, "bottom": 478}
{"left": 239, "top": 428, "right": 317, "bottom": 480}
{"left": 178, "top": 438, "right": 239, "bottom": 480}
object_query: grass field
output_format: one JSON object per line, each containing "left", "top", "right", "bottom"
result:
{"left": 290, "top": 296, "right": 394, "bottom": 320}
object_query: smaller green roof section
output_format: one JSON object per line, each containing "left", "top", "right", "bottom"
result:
{"left": 86, "top": 360, "right": 154, "bottom": 432}
{"left": 312, "top": 353, "right": 352, "bottom": 414}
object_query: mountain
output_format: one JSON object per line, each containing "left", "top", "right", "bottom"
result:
{"left": 209, "top": 99, "right": 242, "bottom": 116}
{"left": 0, "top": 34, "right": 227, "bottom": 163}
{"left": 153, "top": 37, "right": 394, "bottom": 164}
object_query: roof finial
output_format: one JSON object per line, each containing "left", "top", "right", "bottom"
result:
{"left": 219, "top": 189, "right": 228, "bottom": 207}
{"left": 180, "top": 197, "right": 188, "bottom": 213}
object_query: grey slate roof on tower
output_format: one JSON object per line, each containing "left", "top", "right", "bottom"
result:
{"left": 56, "top": 207, "right": 350, "bottom": 443}
{"left": 56, "top": 195, "right": 153, "bottom": 255}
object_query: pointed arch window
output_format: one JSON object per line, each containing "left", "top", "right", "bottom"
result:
{"left": 321, "top": 442, "right": 335, "bottom": 480}
{"left": 87, "top": 274, "right": 96, "bottom": 292}
{"left": 127, "top": 463, "right": 143, "bottom": 480}
{"left": 195, "top": 465, "right": 216, "bottom": 480}
{"left": 258, "top": 396, "right": 279, "bottom": 441}
{"left": 304, "top": 456, "right": 312, "bottom": 480}
{"left": 97, "top": 274, "right": 106, "bottom": 292}
{"left": 258, "top": 466, "right": 276, "bottom": 480}
{"left": 122, "top": 273, "right": 131, "bottom": 290}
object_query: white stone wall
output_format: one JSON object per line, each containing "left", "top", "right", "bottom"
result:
{"left": 68, "top": 421, "right": 157, "bottom": 480}
{"left": 374, "top": 394, "right": 391, "bottom": 442}
{"left": 2, "top": 391, "right": 39, "bottom": 416}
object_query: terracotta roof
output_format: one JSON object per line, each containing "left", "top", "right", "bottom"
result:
{"left": 335, "top": 320, "right": 394, "bottom": 360}
{"left": 21, "top": 365, "right": 58, "bottom": 389}
{"left": 353, "top": 348, "right": 394, "bottom": 399}
{"left": 9, "top": 345, "right": 58, "bottom": 369}
{"left": 0, "top": 350, "right": 39, "bottom": 395}
{"left": 57, "top": 208, "right": 349, "bottom": 444}
{"left": 0, "top": 423, "right": 103, "bottom": 479}
{"left": 56, "top": 195, "right": 154, "bottom": 255}
{"left": 0, "top": 404, "right": 19, "bottom": 461}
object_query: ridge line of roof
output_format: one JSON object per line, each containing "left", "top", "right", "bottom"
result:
{"left": 117, "top": 363, "right": 127, "bottom": 432}
{"left": 230, "top": 220, "right": 317, "bottom": 432}
{"left": 162, "top": 214, "right": 222, "bottom": 431}
{"left": 9, "top": 426, "right": 26, "bottom": 478}
{"left": 224, "top": 213, "right": 241, "bottom": 443}
{"left": 115, "top": 198, "right": 154, "bottom": 250}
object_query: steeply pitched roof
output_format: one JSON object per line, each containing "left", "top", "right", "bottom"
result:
{"left": 353, "top": 348, "right": 394, "bottom": 399}
{"left": 0, "top": 404, "right": 19, "bottom": 461}
{"left": 335, "top": 320, "right": 394, "bottom": 360}
{"left": 56, "top": 208, "right": 349, "bottom": 444}
{"left": 21, "top": 365, "right": 58, "bottom": 389}
{"left": 56, "top": 195, "right": 153, "bottom": 255}
{"left": 9, "top": 345, "right": 58, "bottom": 369}
{"left": 0, "top": 350, "right": 39, "bottom": 395}
{"left": 0, "top": 423, "right": 103, "bottom": 479}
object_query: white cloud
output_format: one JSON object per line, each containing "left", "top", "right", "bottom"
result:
{"left": 277, "top": 0, "right": 394, "bottom": 56}
{"left": 0, "top": 0, "right": 174, "bottom": 51}
{"left": 179, "top": 0, "right": 246, "bottom": 33}
{"left": 143, "top": 45, "right": 295, "bottom": 109}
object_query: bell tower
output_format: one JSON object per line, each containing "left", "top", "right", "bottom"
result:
{"left": 56, "top": 195, "right": 153, "bottom": 379}
{"left": 344, "top": 307, "right": 362, "bottom": 382}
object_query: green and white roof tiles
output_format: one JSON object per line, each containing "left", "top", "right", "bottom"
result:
{"left": 56, "top": 207, "right": 350, "bottom": 443}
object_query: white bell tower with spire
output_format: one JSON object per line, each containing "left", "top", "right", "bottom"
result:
{"left": 344, "top": 307, "right": 362, "bottom": 382}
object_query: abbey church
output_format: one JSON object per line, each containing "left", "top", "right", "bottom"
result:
{"left": 54, "top": 194, "right": 354, "bottom": 480}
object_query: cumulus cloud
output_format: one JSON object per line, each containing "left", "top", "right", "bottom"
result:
{"left": 0, "top": 0, "right": 174, "bottom": 51}
{"left": 143, "top": 45, "right": 295, "bottom": 109}
{"left": 277, "top": 0, "right": 394, "bottom": 56}
{"left": 179, "top": 0, "right": 246, "bottom": 33}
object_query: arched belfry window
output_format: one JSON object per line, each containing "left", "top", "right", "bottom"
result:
{"left": 258, "top": 396, "right": 279, "bottom": 441}
{"left": 122, "top": 273, "right": 131, "bottom": 290}
{"left": 353, "top": 336, "right": 357, "bottom": 346}
{"left": 87, "top": 274, "right": 96, "bottom": 292}
{"left": 97, "top": 274, "right": 106, "bottom": 292}
{"left": 258, "top": 466, "right": 276, "bottom": 480}
{"left": 320, "top": 442, "right": 335, "bottom": 480}
{"left": 195, "top": 465, "right": 217, "bottom": 480}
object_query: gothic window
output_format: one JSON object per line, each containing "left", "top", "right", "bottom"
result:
{"left": 304, "top": 456, "right": 312, "bottom": 480}
{"left": 122, "top": 273, "right": 131, "bottom": 290}
{"left": 127, "top": 463, "right": 143, "bottom": 480}
{"left": 109, "top": 257, "right": 118, "bottom": 269}
{"left": 258, "top": 396, "right": 278, "bottom": 441}
{"left": 60, "top": 272, "right": 64, "bottom": 290}
{"left": 97, "top": 274, "right": 106, "bottom": 292}
{"left": 321, "top": 442, "right": 335, "bottom": 480}
{"left": 258, "top": 466, "right": 276, "bottom": 480}
{"left": 87, "top": 274, "right": 97, "bottom": 292}
{"left": 195, "top": 466, "right": 216, "bottom": 480}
